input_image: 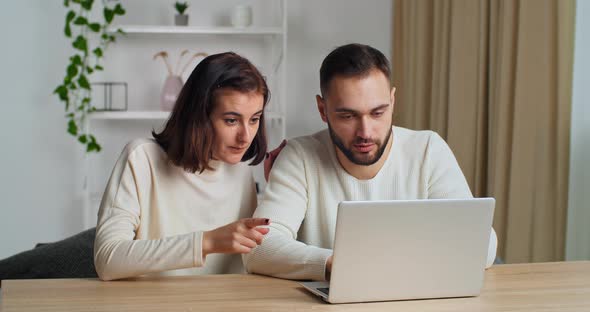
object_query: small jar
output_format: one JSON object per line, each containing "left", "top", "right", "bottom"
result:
{"left": 231, "top": 5, "right": 252, "bottom": 28}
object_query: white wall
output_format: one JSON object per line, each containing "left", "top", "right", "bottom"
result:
{"left": 566, "top": 0, "right": 590, "bottom": 261}
{"left": 0, "top": 1, "right": 391, "bottom": 259}
{"left": 0, "top": 1, "right": 85, "bottom": 259}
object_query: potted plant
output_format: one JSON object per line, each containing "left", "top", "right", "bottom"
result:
{"left": 54, "top": 0, "right": 126, "bottom": 153}
{"left": 174, "top": 2, "right": 189, "bottom": 26}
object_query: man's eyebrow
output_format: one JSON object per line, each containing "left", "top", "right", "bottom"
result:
{"left": 334, "top": 104, "right": 390, "bottom": 113}
{"left": 371, "top": 104, "right": 390, "bottom": 111}
{"left": 334, "top": 108, "right": 358, "bottom": 113}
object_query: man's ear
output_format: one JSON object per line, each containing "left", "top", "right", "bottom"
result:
{"left": 390, "top": 87, "right": 396, "bottom": 115}
{"left": 316, "top": 94, "right": 328, "bottom": 123}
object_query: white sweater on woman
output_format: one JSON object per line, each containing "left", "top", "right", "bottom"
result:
{"left": 244, "top": 126, "right": 498, "bottom": 281}
{"left": 94, "top": 139, "right": 257, "bottom": 281}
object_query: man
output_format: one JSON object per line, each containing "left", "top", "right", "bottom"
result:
{"left": 244, "top": 43, "right": 497, "bottom": 281}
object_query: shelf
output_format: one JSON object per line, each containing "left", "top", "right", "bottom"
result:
{"left": 89, "top": 111, "right": 283, "bottom": 120}
{"left": 109, "top": 25, "right": 284, "bottom": 35}
{"left": 90, "top": 111, "right": 169, "bottom": 120}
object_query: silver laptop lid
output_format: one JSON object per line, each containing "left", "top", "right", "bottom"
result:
{"left": 328, "top": 198, "right": 495, "bottom": 303}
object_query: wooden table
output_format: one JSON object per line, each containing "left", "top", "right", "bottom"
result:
{"left": 1, "top": 261, "right": 589, "bottom": 311}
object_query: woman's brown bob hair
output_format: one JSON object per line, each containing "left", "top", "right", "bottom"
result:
{"left": 152, "top": 52, "right": 269, "bottom": 173}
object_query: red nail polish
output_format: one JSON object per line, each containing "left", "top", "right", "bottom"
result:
{"left": 265, "top": 218, "right": 270, "bottom": 225}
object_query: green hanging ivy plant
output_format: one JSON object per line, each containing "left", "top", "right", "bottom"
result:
{"left": 53, "top": 0, "right": 126, "bottom": 152}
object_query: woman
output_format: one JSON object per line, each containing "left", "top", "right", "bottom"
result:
{"left": 94, "top": 52, "right": 271, "bottom": 281}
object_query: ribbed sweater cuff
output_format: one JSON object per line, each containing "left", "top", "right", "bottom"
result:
{"left": 193, "top": 231, "right": 205, "bottom": 267}
{"left": 308, "top": 248, "right": 333, "bottom": 281}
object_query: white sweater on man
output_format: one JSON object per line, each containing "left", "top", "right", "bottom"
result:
{"left": 94, "top": 139, "right": 257, "bottom": 281}
{"left": 244, "top": 126, "right": 497, "bottom": 281}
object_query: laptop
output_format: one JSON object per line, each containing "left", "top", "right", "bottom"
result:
{"left": 301, "top": 198, "right": 495, "bottom": 304}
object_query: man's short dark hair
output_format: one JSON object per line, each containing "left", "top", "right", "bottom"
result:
{"left": 319, "top": 43, "right": 391, "bottom": 97}
{"left": 152, "top": 52, "right": 269, "bottom": 173}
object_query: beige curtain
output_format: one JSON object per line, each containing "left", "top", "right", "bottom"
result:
{"left": 393, "top": 0, "right": 575, "bottom": 263}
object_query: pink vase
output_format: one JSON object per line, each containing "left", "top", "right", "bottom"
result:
{"left": 160, "top": 75, "right": 183, "bottom": 111}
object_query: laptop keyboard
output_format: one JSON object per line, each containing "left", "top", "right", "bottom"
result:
{"left": 317, "top": 287, "right": 330, "bottom": 295}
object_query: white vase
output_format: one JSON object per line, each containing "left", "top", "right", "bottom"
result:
{"left": 160, "top": 75, "right": 183, "bottom": 111}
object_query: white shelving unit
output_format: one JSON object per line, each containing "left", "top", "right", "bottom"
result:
{"left": 82, "top": 1, "right": 287, "bottom": 229}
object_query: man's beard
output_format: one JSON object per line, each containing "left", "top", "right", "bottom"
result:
{"left": 328, "top": 121, "right": 392, "bottom": 166}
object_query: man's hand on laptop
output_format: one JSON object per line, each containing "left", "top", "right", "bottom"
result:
{"left": 325, "top": 255, "right": 333, "bottom": 280}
